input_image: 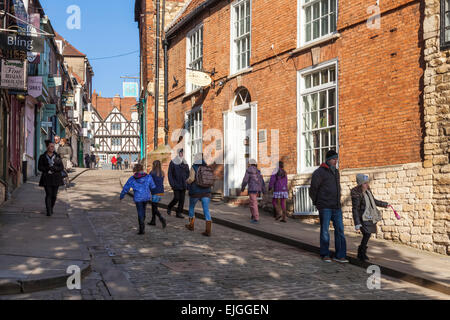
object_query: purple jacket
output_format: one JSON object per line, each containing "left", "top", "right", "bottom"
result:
{"left": 269, "top": 171, "right": 288, "bottom": 193}
{"left": 241, "top": 166, "right": 266, "bottom": 193}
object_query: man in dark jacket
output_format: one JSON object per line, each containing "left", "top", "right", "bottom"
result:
{"left": 309, "top": 150, "right": 348, "bottom": 263}
{"left": 167, "top": 149, "right": 190, "bottom": 219}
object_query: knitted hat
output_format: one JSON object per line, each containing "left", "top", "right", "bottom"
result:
{"left": 325, "top": 150, "right": 338, "bottom": 161}
{"left": 249, "top": 158, "right": 257, "bottom": 165}
{"left": 356, "top": 174, "right": 370, "bottom": 186}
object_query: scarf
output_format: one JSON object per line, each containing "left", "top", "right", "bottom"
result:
{"left": 362, "top": 190, "right": 382, "bottom": 223}
{"left": 46, "top": 153, "right": 56, "bottom": 167}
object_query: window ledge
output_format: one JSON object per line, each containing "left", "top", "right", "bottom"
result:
{"left": 291, "top": 33, "right": 341, "bottom": 56}
{"left": 183, "top": 87, "right": 203, "bottom": 99}
{"left": 227, "top": 67, "right": 253, "bottom": 81}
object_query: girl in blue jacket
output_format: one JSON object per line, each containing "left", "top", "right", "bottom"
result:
{"left": 120, "top": 163, "right": 156, "bottom": 235}
{"left": 148, "top": 160, "right": 167, "bottom": 229}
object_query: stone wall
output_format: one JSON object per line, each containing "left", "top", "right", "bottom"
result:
{"left": 422, "top": 0, "right": 450, "bottom": 255}
{"left": 261, "top": 161, "right": 448, "bottom": 255}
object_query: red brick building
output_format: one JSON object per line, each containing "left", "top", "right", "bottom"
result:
{"left": 153, "top": 0, "right": 449, "bottom": 254}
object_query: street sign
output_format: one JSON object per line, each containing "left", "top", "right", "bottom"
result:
{"left": 0, "top": 59, "right": 27, "bottom": 90}
{"left": 123, "top": 82, "right": 139, "bottom": 97}
{"left": 28, "top": 76, "right": 42, "bottom": 98}
{"left": 186, "top": 70, "right": 211, "bottom": 87}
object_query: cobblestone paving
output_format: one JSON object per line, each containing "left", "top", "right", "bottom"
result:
{"left": 2, "top": 170, "right": 447, "bottom": 300}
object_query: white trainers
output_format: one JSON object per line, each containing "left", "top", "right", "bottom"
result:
{"left": 333, "top": 257, "right": 349, "bottom": 263}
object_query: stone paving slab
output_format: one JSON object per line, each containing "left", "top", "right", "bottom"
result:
{"left": 120, "top": 175, "right": 449, "bottom": 295}
{"left": 0, "top": 168, "right": 91, "bottom": 295}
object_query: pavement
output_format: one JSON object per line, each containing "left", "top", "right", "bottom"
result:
{"left": 119, "top": 175, "right": 450, "bottom": 296}
{"left": 0, "top": 168, "right": 90, "bottom": 295}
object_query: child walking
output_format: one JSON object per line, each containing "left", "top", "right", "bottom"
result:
{"left": 241, "top": 159, "right": 265, "bottom": 223}
{"left": 268, "top": 161, "right": 289, "bottom": 222}
{"left": 148, "top": 160, "right": 167, "bottom": 229}
{"left": 120, "top": 164, "right": 156, "bottom": 235}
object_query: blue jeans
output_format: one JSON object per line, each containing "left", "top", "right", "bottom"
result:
{"left": 319, "top": 208, "right": 347, "bottom": 259}
{"left": 135, "top": 202, "right": 147, "bottom": 222}
{"left": 189, "top": 197, "right": 211, "bottom": 221}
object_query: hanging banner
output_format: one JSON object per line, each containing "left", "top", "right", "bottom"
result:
{"left": 27, "top": 13, "right": 41, "bottom": 64}
{"left": 0, "top": 59, "right": 27, "bottom": 90}
{"left": 186, "top": 70, "right": 212, "bottom": 87}
{"left": 0, "top": 33, "right": 45, "bottom": 53}
{"left": 12, "top": 0, "right": 28, "bottom": 33}
{"left": 123, "top": 82, "right": 139, "bottom": 97}
{"left": 28, "top": 76, "right": 42, "bottom": 98}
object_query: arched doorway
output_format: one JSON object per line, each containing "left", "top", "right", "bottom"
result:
{"left": 223, "top": 87, "right": 257, "bottom": 197}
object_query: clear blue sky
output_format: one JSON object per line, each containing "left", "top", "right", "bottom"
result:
{"left": 40, "top": 0, "right": 140, "bottom": 98}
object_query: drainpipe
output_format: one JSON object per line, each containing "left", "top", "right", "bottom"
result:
{"left": 154, "top": 0, "right": 160, "bottom": 149}
{"left": 162, "top": 0, "right": 169, "bottom": 146}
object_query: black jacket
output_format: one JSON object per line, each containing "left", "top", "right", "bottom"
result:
{"left": 168, "top": 157, "right": 190, "bottom": 191}
{"left": 309, "top": 163, "right": 341, "bottom": 210}
{"left": 38, "top": 152, "right": 64, "bottom": 187}
{"left": 351, "top": 186, "right": 388, "bottom": 234}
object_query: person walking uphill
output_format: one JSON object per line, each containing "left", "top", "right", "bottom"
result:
{"left": 351, "top": 174, "right": 390, "bottom": 261}
{"left": 167, "top": 149, "right": 190, "bottom": 219}
{"left": 241, "top": 159, "right": 265, "bottom": 223}
{"left": 147, "top": 160, "right": 167, "bottom": 229}
{"left": 38, "top": 140, "right": 65, "bottom": 216}
{"left": 120, "top": 164, "right": 157, "bottom": 235}
{"left": 309, "top": 150, "right": 348, "bottom": 263}
{"left": 269, "top": 161, "right": 289, "bottom": 222}
{"left": 185, "top": 154, "right": 215, "bottom": 236}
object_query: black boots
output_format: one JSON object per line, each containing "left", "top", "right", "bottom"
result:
{"left": 148, "top": 217, "right": 156, "bottom": 226}
{"left": 148, "top": 211, "right": 167, "bottom": 229}
{"left": 357, "top": 245, "right": 369, "bottom": 261}
{"left": 138, "top": 220, "right": 145, "bottom": 235}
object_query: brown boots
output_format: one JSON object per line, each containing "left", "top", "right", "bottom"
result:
{"left": 185, "top": 217, "right": 195, "bottom": 231}
{"left": 202, "top": 221, "right": 212, "bottom": 237}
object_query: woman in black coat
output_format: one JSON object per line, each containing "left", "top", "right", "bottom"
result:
{"left": 351, "top": 174, "right": 389, "bottom": 261}
{"left": 38, "top": 140, "right": 65, "bottom": 216}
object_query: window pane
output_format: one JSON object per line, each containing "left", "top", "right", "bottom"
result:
{"left": 321, "top": 148, "right": 328, "bottom": 164}
{"left": 312, "top": 72, "right": 320, "bottom": 87}
{"left": 330, "top": 128, "right": 337, "bottom": 145}
{"left": 303, "top": 96, "right": 310, "bottom": 112}
{"left": 330, "top": 13, "right": 336, "bottom": 32}
{"left": 303, "top": 113, "right": 311, "bottom": 131}
{"left": 306, "top": 6, "right": 312, "bottom": 23}
{"left": 321, "top": 69, "right": 328, "bottom": 84}
{"left": 305, "top": 132, "right": 313, "bottom": 149}
{"left": 447, "top": 29, "right": 450, "bottom": 42}
{"left": 313, "top": 149, "right": 320, "bottom": 166}
{"left": 321, "top": 0, "right": 328, "bottom": 15}
{"left": 305, "top": 74, "right": 312, "bottom": 89}
{"left": 329, "top": 67, "right": 336, "bottom": 82}
{"left": 246, "top": 16, "right": 250, "bottom": 33}
{"left": 319, "top": 91, "right": 327, "bottom": 109}
{"left": 242, "top": 50, "right": 246, "bottom": 69}
{"left": 328, "top": 107, "right": 336, "bottom": 126}
{"left": 311, "top": 111, "right": 318, "bottom": 129}
{"left": 320, "top": 109, "right": 327, "bottom": 128}
{"left": 313, "top": 20, "right": 320, "bottom": 39}
{"left": 321, "top": 17, "right": 329, "bottom": 36}
{"left": 313, "top": 2, "right": 320, "bottom": 19}
{"left": 330, "top": 0, "right": 336, "bottom": 12}
{"left": 321, "top": 129, "right": 330, "bottom": 147}
{"left": 311, "top": 93, "right": 318, "bottom": 111}
{"left": 328, "top": 88, "right": 336, "bottom": 107}
{"left": 306, "top": 23, "right": 312, "bottom": 42}
{"left": 305, "top": 149, "right": 312, "bottom": 167}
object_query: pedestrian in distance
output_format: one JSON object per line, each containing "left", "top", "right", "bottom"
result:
{"left": 54, "top": 135, "right": 61, "bottom": 153}
{"left": 84, "top": 153, "right": 91, "bottom": 169}
{"left": 124, "top": 159, "right": 129, "bottom": 170}
{"left": 90, "top": 153, "right": 96, "bottom": 169}
{"left": 117, "top": 155, "right": 123, "bottom": 170}
{"left": 167, "top": 148, "right": 190, "bottom": 219}
{"left": 120, "top": 163, "right": 157, "bottom": 235}
{"left": 309, "top": 150, "right": 348, "bottom": 263}
{"left": 148, "top": 160, "right": 167, "bottom": 229}
{"left": 351, "top": 174, "right": 390, "bottom": 262}
{"left": 58, "top": 138, "right": 72, "bottom": 170}
{"left": 268, "top": 161, "right": 289, "bottom": 222}
{"left": 241, "top": 159, "right": 266, "bottom": 224}
{"left": 38, "top": 140, "right": 64, "bottom": 216}
{"left": 185, "top": 153, "right": 215, "bottom": 236}
{"left": 111, "top": 155, "right": 117, "bottom": 170}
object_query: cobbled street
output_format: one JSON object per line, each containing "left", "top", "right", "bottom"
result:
{"left": 2, "top": 170, "right": 447, "bottom": 300}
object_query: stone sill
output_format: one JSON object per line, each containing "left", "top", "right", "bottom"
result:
{"left": 290, "top": 33, "right": 341, "bottom": 56}
{"left": 227, "top": 67, "right": 254, "bottom": 81}
{"left": 182, "top": 87, "right": 203, "bottom": 99}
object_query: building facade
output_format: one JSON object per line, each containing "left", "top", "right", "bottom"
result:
{"left": 91, "top": 93, "right": 140, "bottom": 167}
{"left": 151, "top": 0, "right": 449, "bottom": 254}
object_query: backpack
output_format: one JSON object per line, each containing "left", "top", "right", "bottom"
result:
{"left": 195, "top": 165, "right": 215, "bottom": 188}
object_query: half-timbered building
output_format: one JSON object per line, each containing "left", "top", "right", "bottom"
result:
{"left": 91, "top": 93, "right": 140, "bottom": 167}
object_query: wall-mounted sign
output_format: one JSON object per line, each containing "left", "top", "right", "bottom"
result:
{"left": 27, "top": 13, "right": 41, "bottom": 64}
{"left": 83, "top": 111, "right": 92, "bottom": 123}
{"left": 41, "top": 121, "right": 52, "bottom": 127}
{"left": 63, "top": 94, "right": 74, "bottom": 107}
{"left": 28, "top": 76, "right": 42, "bottom": 98}
{"left": 0, "top": 59, "right": 27, "bottom": 90}
{"left": 48, "top": 76, "right": 62, "bottom": 87}
{"left": 0, "top": 33, "right": 44, "bottom": 53}
{"left": 186, "top": 70, "right": 211, "bottom": 87}
{"left": 123, "top": 82, "right": 139, "bottom": 97}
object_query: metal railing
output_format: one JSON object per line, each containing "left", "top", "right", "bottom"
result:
{"left": 293, "top": 185, "right": 318, "bottom": 216}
